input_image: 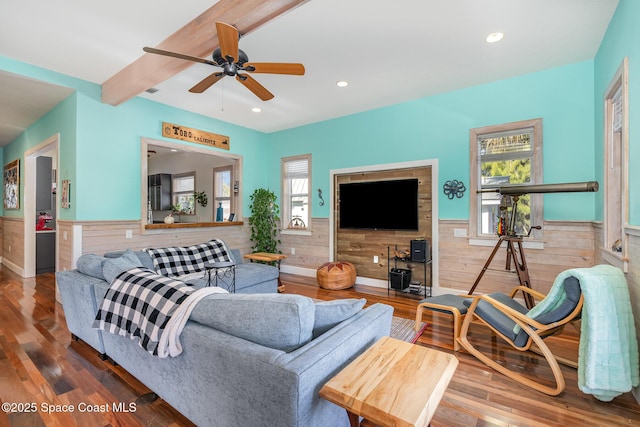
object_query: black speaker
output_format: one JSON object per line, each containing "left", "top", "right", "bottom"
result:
{"left": 410, "top": 239, "right": 428, "bottom": 262}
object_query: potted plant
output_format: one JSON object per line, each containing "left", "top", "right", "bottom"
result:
{"left": 193, "top": 191, "right": 208, "bottom": 207}
{"left": 248, "top": 188, "right": 281, "bottom": 254}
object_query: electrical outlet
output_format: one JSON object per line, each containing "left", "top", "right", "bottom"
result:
{"left": 8, "top": 245, "right": 11, "bottom": 252}
{"left": 125, "top": 230, "right": 133, "bottom": 239}
{"left": 63, "top": 231, "right": 68, "bottom": 241}
{"left": 291, "top": 247, "right": 296, "bottom": 255}
{"left": 373, "top": 255, "right": 379, "bottom": 263}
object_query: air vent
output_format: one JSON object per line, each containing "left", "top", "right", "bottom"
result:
{"left": 145, "top": 87, "right": 159, "bottom": 94}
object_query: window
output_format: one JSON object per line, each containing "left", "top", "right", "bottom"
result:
{"left": 469, "top": 119, "right": 542, "bottom": 239}
{"left": 603, "top": 58, "right": 628, "bottom": 268}
{"left": 172, "top": 172, "right": 195, "bottom": 214}
{"left": 213, "top": 166, "right": 233, "bottom": 221}
{"left": 282, "top": 154, "right": 311, "bottom": 230}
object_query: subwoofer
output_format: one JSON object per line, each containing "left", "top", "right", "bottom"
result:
{"left": 410, "top": 239, "right": 428, "bottom": 262}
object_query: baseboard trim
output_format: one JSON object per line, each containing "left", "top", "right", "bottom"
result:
{"left": 2, "top": 258, "right": 25, "bottom": 277}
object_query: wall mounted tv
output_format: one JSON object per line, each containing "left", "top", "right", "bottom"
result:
{"left": 338, "top": 178, "right": 419, "bottom": 231}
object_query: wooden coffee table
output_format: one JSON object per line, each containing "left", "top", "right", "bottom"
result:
{"left": 243, "top": 252, "right": 287, "bottom": 292}
{"left": 319, "top": 336, "right": 458, "bottom": 427}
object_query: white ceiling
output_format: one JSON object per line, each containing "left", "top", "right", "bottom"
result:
{"left": 0, "top": 0, "right": 618, "bottom": 145}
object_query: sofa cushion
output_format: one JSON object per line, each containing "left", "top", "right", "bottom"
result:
{"left": 104, "top": 250, "right": 155, "bottom": 270}
{"left": 189, "top": 294, "right": 315, "bottom": 352}
{"left": 312, "top": 298, "right": 366, "bottom": 338}
{"left": 102, "top": 249, "right": 144, "bottom": 283}
{"left": 76, "top": 254, "right": 109, "bottom": 280}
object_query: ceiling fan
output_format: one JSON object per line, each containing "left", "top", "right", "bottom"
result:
{"left": 143, "top": 22, "right": 305, "bottom": 101}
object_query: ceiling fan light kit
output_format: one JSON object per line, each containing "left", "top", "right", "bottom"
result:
{"left": 143, "top": 22, "right": 305, "bottom": 101}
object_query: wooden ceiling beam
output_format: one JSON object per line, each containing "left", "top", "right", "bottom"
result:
{"left": 101, "top": 0, "right": 309, "bottom": 106}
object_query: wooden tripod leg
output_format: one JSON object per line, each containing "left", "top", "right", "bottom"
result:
{"left": 468, "top": 237, "right": 505, "bottom": 295}
{"left": 508, "top": 238, "right": 534, "bottom": 308}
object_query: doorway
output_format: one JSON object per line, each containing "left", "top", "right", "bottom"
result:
{"left": 24, "top": 134, "right": 59, "bottom": 277}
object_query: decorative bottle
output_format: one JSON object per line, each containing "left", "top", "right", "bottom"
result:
{"left": 216, "top": 202, "right": 224, "bottom": 222}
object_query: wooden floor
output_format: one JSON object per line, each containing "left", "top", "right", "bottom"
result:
{"left": 1, "top": 268, "right": 639, "bottom": 427}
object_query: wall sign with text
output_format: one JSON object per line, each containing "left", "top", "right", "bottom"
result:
{"left": 162, "top": 122, "right": 230, "bottom": 150}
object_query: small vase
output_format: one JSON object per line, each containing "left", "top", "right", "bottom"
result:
{"left": 216, "top": 202, "right": 223, "bottom": 222}
{"left": 164, "top": 214, "right": 175, "bottom": 224}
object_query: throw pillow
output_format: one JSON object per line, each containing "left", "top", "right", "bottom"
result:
{"left": 76, "top": 254, "right": 109, "bottom": 280}
{"left": 146, "top": 239, "right": 231, "bottom": 277}
{"left": 312, "top": 298, "right": 366, "bottom": 338}
{"left": 102, "top": 249, "right": 144, "bottom": 283}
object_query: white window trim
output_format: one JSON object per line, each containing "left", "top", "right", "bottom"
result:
{"left": 213, "top": 165, "right": 234, "bottom": 217}
{"left": 281, "top": 154, "right": 312, "bottom": 231}
{"left": 602, "top": 57, "right": 629, "bottom": 272}
{"left": 469, "top": 118, "right": 543, "bottom": 243}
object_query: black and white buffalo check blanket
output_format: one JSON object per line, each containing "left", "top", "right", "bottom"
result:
{"left": 145, "top": 239, "right": 232, "bottom": 277}
{"left": 93, "top": 268, "right": 227, "bottom": 358}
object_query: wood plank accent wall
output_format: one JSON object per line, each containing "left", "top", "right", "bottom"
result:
{"left": 0, "top": 218, "right": 3, "bottom": 259}
{"left": 279, "top": 218, "right": 330, "bottom": 269}
{"left": 3, "top": 217, "right": 23, "bottom": 270}
{"left": 57, "top": 221, "right": 75, "bottom": 272}
{"left": 335, "top": 167, "right": 432, "bottom": 281}
{"left": 56, "top": 220, "right": 253, "bottom": 268}
{"left": 439, "top": 220, "right": 596, "bottom": 296}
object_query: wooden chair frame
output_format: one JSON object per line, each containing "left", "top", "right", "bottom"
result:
{"left": 415, "top": 297, "right": 467, "bottom": 351}
{"left": 457, "top": 285, "right": 584, "bottom": 396}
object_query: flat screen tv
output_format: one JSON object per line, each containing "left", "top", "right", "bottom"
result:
{"left": 339, "top": 178, "right": 419, "bottom": 231}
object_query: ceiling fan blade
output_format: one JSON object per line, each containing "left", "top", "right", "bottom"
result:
{"left": 189, "top": 73, "right": 225, "bottom": 93}
{"left": 216, "top": 22, "right": 239, "bottom": 63}
{"left": 143, "top": 47, "right": 217, "bottom": 66}
{"left": 236, "top": 74, "right": 274, "bottom": 101}
{"left": 244, "top": 62, "right": 305, "bottom": 75}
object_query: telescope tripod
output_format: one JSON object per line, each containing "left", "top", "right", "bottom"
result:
{"left": 467, "top": 235, "right": 535, "bottom": 309}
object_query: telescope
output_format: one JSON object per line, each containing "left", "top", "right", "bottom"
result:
{"left": 471, "top": 180, "right": 598, "bottom": 308}
{"left": 479, "top": 180, "right": 599, "bottom": 196}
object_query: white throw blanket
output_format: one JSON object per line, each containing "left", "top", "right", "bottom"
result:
{"left": 157, "top": 286, "right": 228, "bottom": 357}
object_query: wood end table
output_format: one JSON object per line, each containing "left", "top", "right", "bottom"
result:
{"left": 319, "top": 336, "right": 458, "bottom": 427}
{"left": 243, "top": 252, "right": 287, "bottom": 292}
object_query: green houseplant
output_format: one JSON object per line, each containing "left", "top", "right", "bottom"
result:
{"left": 248, "top": 188, "right": 281, "bottom": 254}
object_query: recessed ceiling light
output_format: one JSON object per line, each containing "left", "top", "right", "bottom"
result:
{"left": 486, "top": 32, "right": 504, "bottom": 43}
{"left": 336, "top": 81, "right": 349, "bottom": 88}
{"left": 252, "top": 107, "right": 262, "bottom": 113}
{"left": 170, "top": 149, "right": 178, "bottom": 152}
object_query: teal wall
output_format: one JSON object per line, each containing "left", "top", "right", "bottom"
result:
{"left": 1, "top": 92, "right": 77, "bottom": 219}
{"left": 266, "top": 61, "right": 596, "bottom": 221}
{"left": 0, "top": 55, "right": 270, "bottom": 220}
{"left": 594, "top": 0, "right": 640, "bottom": 225}
{"left": 5, "top": 0, "right": 638, "bottom": 225}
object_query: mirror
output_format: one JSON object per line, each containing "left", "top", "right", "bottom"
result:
{"left": 142, "top": 138, "right": 242, "bottom": 226}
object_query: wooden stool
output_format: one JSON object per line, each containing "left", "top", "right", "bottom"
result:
{"left": 415, "top": 294, "right": 471, "bottom": 351}
{"left": 317, "top": 262, "right": 356, "bottom": 290}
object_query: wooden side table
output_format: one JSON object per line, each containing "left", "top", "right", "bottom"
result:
{"left": 319, "top": 336, "right": 458, "bottom": 427}
{"left": 243, "top": 252, "right": 287, "bottom": 292}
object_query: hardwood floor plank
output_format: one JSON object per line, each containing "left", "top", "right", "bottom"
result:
{"left": 0, "top": 269, "right": 639, "bottom": 426}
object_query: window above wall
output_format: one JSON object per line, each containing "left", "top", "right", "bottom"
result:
{"left": 602, "top": 58, "right": 629, "bottom": 272}
{"left": 172, "top": 172, "right": 195, "bottom": 214}
{"left": 469, "top": 119, "right": 543, "bottom": 242}
{"left": 282, "top": 154, "right": 311, "bottom": 233}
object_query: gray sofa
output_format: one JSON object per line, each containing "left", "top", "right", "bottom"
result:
{"left": 56, "top": 245, "right": 394, "bottom": 427}
{"left": 57, "top": 244, "right": 279, "bottom": 356}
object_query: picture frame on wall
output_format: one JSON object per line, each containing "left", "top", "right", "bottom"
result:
{"left": 61, "top": 179, "right": 71, "bottom": 208}
{"left": 3, "top": 159, "right": 19, "bottom": 210}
